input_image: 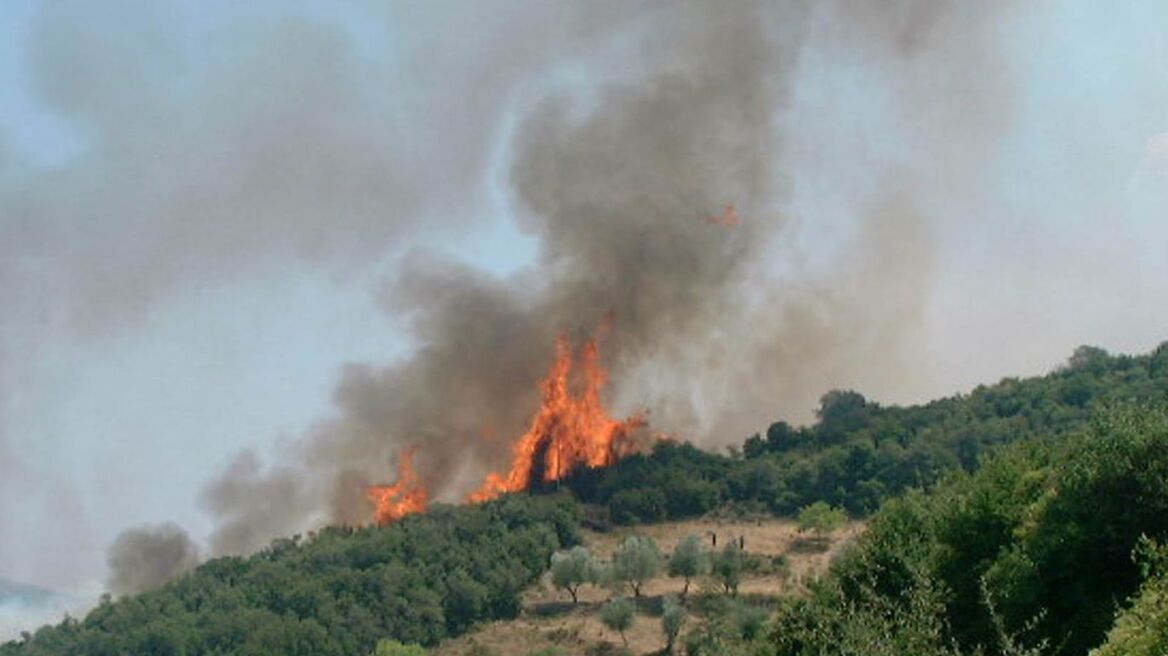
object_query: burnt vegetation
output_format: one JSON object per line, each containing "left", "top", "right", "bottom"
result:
{"left": 4, "top": 342, "right": 1168, "bottom": 655}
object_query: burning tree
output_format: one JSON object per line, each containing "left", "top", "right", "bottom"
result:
{"left": 366, "top": 447, "right": 428, "bottom": 525}
{"left": 368, "top": 332, "right": 648, "bottom": 526}
{"left": 469, "top": 334, "right": 647, "bottom": 503}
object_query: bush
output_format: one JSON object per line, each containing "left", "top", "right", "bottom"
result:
{"left": 797, "top": 501, "right": 847, "bottom": 538}
{"left": 600, "top": 598, "right": 635, "bottom": 646}
{"left": 662, "top": 596, "right": 685, "bottom": 654}
{"left": 607, "top": 488, "right": 667, "bottom": 524}
{"left": 711, "top": 543, "right": 744, "bottom": 596}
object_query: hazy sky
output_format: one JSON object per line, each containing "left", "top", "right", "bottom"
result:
{"left": 0, "top": 0, "right": 1164, "bottom": 610}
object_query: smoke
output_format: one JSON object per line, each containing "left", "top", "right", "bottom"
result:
{"left": 105, "top": 523, "right": 200, "bottom": 596}
{"left": 199, "top": 451, "right": 321, "bottom": 556}
{"left": 0, "top": 0, "right": 638, "bottom": 574}
{"left": 3, "top": 0, "right": 1166, "bottom": 582}
{"left": 197, "top": 0, "right": 1032, "bottom": 553}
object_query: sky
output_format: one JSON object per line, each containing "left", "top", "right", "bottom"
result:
{"left": 0, "top": 0, "right": 1165, "bottom": 626}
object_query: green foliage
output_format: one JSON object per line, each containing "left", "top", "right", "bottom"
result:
{"left": 711, "top": 543, "right": 744, "bottom": 596}
{"left": 1, "top": 495, "right": 580, "bottom": 656}
{"left": 763, "top": 402, "right": 1168, "bottom": 656}
{"left": 549, "top": 546, "right": 599, "bottom": 603}
{"left": 667, "top": 534, "right": 711, "bottom": 597}
{"left": 731, "top": 603, "right": 769, "bottom": 642}
{"left": 661, "top": 595, "right": 685, "bottom": 654}
{"left": 371, "top": 639, "right": 428, "bottom": 656}
{"left": 566, "top": 343, "right": 1168, "bottom": 523}
{"left": 599, "top": 597, "right": 635, "bottom": 646}
{"left": 768, "top": 571, "right": 961, "bottom": 656}
{"left": 1090, "top": 538, "right": 1168, "bottom": 656}
{"left": 611, "top": 536, "right": 662, "bottom": 597}
{"left": 6, "top": 343, "right": 1167, "bottom": 656}
{"left": 796, "top": 501, "right": 847, "bottom": 538}
{"left": 607, "top": 487, "right": 667, "bottom": 524}
{"left": 681, "top": 597, "right": 771, "bottom": 656}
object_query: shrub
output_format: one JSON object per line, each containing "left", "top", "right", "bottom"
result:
{"left": 600, "top": 598, "right": 635, "bottom": 646}
{"left": 662, "top": 596, "right": 685, "bottom": 654}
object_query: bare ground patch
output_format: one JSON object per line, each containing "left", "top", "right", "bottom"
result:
{"left": 433, "top": 516, "right": 864, "bottom": 656}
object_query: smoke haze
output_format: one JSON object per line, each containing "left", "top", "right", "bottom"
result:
{"left": 105, "top": 523, "right": 200, "bottom": 596}
{"left": 1, "top": 0, "right": 1165, "bottom": 608}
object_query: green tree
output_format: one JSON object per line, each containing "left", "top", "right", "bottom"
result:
{"left": 549, "top": 546, "right": 598, "bottom": 604}
{"left": 1091, "top": 539, "right": 1168, "bottom": 656}
{"left": 798, "top": 501, "right": 847, "bottom": 539}
{"left": 668, "top": 534, "right": 711, "bottom": 598}
{"left": 600, "top": 597, "right": 635, "bottom": 646}
{"left": 612, "top": 536, "right": 661, "bottom": 597}
{"left": 661, "top": 595, "right": 686, "bottom": 654}
{"left": 712, "top": 542, "right": 744, "bottom": 596}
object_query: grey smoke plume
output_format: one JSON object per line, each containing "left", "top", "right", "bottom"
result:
{"left": 106, "top": 523, "right": 200, "bottom": 596}
{"left": 0, "top": 0, "right": 637, "bottom": 572}
{"left": 199, "top": 0, "right": 1027, "bottom": 554}
{"left": 4, "top": 0, "right": 1165, "bottom": 568}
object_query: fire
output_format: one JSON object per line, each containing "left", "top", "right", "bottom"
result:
{"left": 702, "top": 203, "right": 740, "bottom": 227}
{"left": 367, "top": 332, "right": 646, "bottom": 525}
{"left": 366, "top": 447, "right": 428, "bottom": 525}
{"left": 468, "top": 333, "right": 646, "bottom": 503}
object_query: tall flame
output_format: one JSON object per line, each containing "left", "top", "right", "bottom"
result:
{"left": 366, "top": 447, "right": 428, "bottom": 525}
{"left": 367, "top": 332, "right": 646, "bottom": 525}
{"left": 468, "top": 333, "right": 646, "bottom": 503}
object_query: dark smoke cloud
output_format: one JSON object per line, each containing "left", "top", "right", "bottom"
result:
{"left": 0, "top": 0, "right": 641, "bottom": 569}
{"left": 10, "top": 0, "right": 1159, "bottom": 574}
{"left": 106, "top": 523, "right": 200, "bottom": 596}
{"left": 199, "top": 0, "right": 1024, "bottom": 553}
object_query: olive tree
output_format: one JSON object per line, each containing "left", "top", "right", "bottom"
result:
{"left": 600, "top": 597, "right": 636, "bottom": 646}
{"left": 668, "top": 534, "right": 711, "bottom": 598}
{"left": 712, "top": 542, "right": 744, "bottom": 596}
{"left": 612, "top": 535, "right": 662, "bottom": 597}
{"left": 549, "top": 546, "right": 599, "bottom": 604}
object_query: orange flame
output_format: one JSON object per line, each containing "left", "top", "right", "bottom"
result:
{"left": 702, "top": 203, "right": 740, "bottom": 228}
{"left": 468, "top": 334, "right": 646, "bottom": 503}
{"left": 366, "top": 447, "right": 428, "bottom": 525}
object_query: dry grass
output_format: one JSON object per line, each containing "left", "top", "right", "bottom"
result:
{"left": 433, "top": 516, "right": 864, "bottom": 656}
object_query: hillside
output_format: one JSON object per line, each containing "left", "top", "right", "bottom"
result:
{"left": 2, "top": 342, "right": 1166, "bottom": 655}
{"left": 561, "top": 343, "right": 1168, "bottom": 522}
{"left": 434, "top": 517, "right": 862, "bottom": 656}
{"left": 766, "top": 402, "right": 1168, "bottom": 656}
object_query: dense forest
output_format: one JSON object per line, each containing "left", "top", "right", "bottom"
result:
{"left": 766, "top": 402, "right": 1168, "bottom": 656}
{"left": 3, "top": 342, "right": 1166, "bottom": 655}
{"left": 2, "top": 497, "right": 581, "bottom": 655}
{"left": 564, "top": 344, "right": 1168, "bottom": 523}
